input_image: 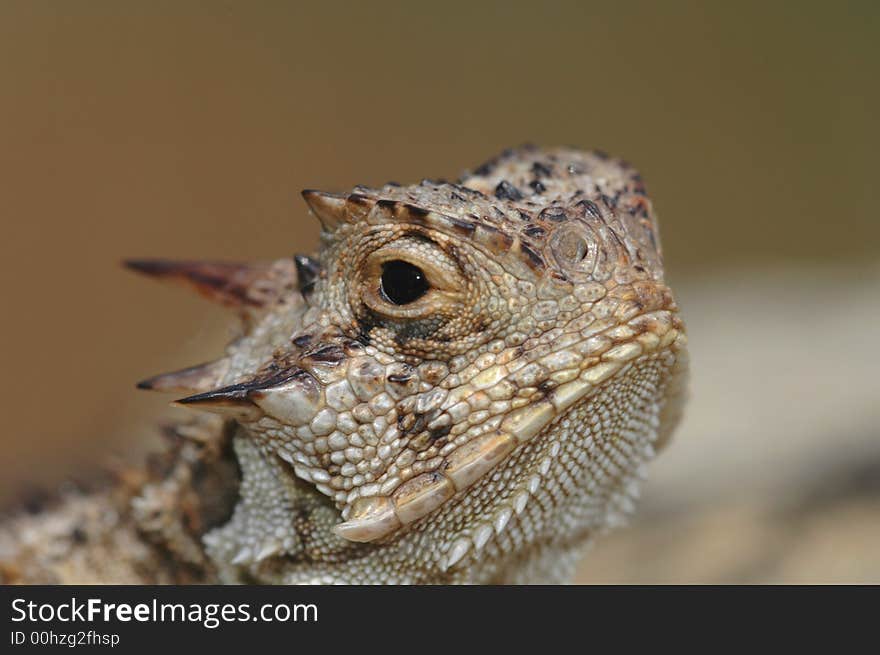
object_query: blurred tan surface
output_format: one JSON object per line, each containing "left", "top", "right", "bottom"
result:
{"left": 0, "top": 2, "right": 877, "bottom": 582}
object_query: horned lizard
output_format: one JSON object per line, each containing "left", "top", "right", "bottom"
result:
{"left": 0, "top": 146, "right": 687, "bottom": 584}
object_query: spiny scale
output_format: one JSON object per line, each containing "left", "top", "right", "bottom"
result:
{"left": 293, "top": 254, "right": 321, "bottom": 295}
{"left": 136, "top": 358, "right": 229, "bottom": 394}
{"left": 126, "top": 254, "right": 306, "bottom": 399}
{"left": 124, "top": 258, "right": 272, "bottom": 309}
{"left": 173, "top": 365, "right": 307, "bottom": 419}
{"left": 301, "top": 189, "right": 347, "bottom": 231}
{"left": 174, "top": 383, "right": 264, "bottom": 422}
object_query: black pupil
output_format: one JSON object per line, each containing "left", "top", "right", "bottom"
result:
{"left": 380, "top": 260, "right": 429, "bottom": 305}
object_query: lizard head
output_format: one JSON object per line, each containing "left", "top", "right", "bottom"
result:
{"left": 131, "top": 146, "right": 687, "bottom": 580}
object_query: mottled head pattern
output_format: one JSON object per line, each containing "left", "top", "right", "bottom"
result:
{"left": 132, "top": 146, "right": 687, "bottom": 583}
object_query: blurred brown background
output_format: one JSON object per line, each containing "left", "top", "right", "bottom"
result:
{"left": 1, "top": 2, "right": 877, "bottom": 582}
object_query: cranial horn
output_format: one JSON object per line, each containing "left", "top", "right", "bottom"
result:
{"left": 174, "top": 383, "right": 265, "bottom": 422}
{"left": 301, "top": 190, "right": 348, "bottom": 231}
{"left": 136, "top": 358, "right": 230, "bottom": 394}
{"left": 174, "top": 366, "right": 307, "bottom": 422}
{"left": 124, "top": 259, "right": 271, "bottom": 309}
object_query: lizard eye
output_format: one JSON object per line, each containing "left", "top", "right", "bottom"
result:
{"left": 380, "top": 260, "right": 429, "bottom": 305}
{"left": 357, "top": 235, "right": 465, "bottom": 322}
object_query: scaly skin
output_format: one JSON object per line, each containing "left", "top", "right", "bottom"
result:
{"left": 0, "top": 146, "right": 687, "bottom": 584}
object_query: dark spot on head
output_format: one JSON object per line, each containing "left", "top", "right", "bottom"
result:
{"left": 539, "top": 206, "right": 568, "bottom": 222}
{"left": 601, "top": 193, "right": 618, "bottom": 209}
{"left": 399, "top": 412, "right": 428, "bottom": 436}
{"left": 529, "top": 180, "right": 547, "bottom": 194}
{"left": 428, "top": 424, "right": 452, "bottom": 441}
{"left": 523, "top": 224, "right": 546, "bottom": 239}
{"left": 347, "top": 193, "right": 373, "bottom": 209}
{"left": 472, "top": 157, "right": 496, "bottom": 177}
{"left": 531, "top": 161, "right": 553, "bottom": 178}
{"left": 292, "top": 334, "right": 313, "bottom": 348}
{"left": 519, "top": 243, "right": 546, "bottom": 270}
{"left": 306, "top": 345, "right": 345, "bottom": 365}
{"left": 576, "top": 199, "right": 602, "bottom": 218}
{"left": 517, "top": 209, "right": 532, "bottom": 221}
{"left": 403, "top": 204, "right": 430, "bottom": 222}
{"left": 449, "top": 182, "right": 487, "bottom": 199}
{"left": 494, "top": 180, "right": 523, "bottom": 201}
{"left": 387, "top": 371, "right": 413, "bottom": 384}
{"left": 446, "top": 216, "right": 476, "bottom": 237}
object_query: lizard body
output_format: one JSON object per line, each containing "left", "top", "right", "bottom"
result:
{"left": 0, "top": 146, "right": 687, "bottom": 584}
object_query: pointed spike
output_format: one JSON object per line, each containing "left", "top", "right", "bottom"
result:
{"left": 230, "top": 547, "right": 252, "bottom": 565}
{"left": 301, "top": 189, "right": 347, "bottom": 231}
{"left": 473, "top": 523, "right": 493, "bottom": 550}
{"left": 136, "top": 358, "right": 230, "bottom": 394}
{"left": 527, "top": 475, "right": 541, "bottom": 496}
{"left": 174, "top": 384, "right": 265, "bottom": 422}
{"left": 124, "top": 258, "right": 270, "bottom": 309}
{"left": 444, "top": 537, "right": 472, "bottom": 570}
{"left": 333, "top": 496, "right": 401, "bottom": 543}
{"left": 494, "top": 507, "right": 513, "bottom": 535}
{"left": 174, "top": 364, "right": 307, "bottom": 421}
{"left": 293, "top": 254, "right": 321, "bottom": 296}
{"left": 255, "top": 540, "right": 282, "bottom": 562}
